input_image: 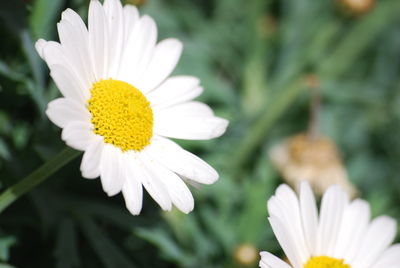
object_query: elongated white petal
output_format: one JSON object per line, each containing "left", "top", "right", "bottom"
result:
{"left": 147, "top": 76, "right": 202, "bottom": 109}
{"left": 99, "top": 144, "right": 125, "bottom": 196}
{"left": 299, "top": 181, "right": 318, "bottom": 254}
{"left": 88, "top": 0, "right": 108, "bottom": 80}
{"left": 80, "top": 135, "right": 103, "bottom": 179}
{"left": 103, "top": 0, "right": 124, "bottom": 78}
{"left": 352, "top": 216, "right": 397, "bottom": 268}
{"left": 268, "top": 185, "right": 309, "bottom": 266}
{"left": 154, "top": 112, "right": 228, "bottom": 140}
{"left": 137, "top": 153, "right": 172, "bottom": 211}
{"left": 41, "top": 41, "right": 65, "bottom": 66}
{"left": 371, "top": 244, "right": 400, "bottom": 268}
{"left": 268, "top": 216, "right": 301, "bottom": 268}
{"left": 316, "top": 185, "right": 349, "bottom": 256}
{"left": 333, "top": 199, "right": 370, "bottom": 262}
{"left": 146, "top": 136, "right": 218, "bottom": 184}
{"left": 60, "top": 8, "right": 91, "bottom": 78}
{"left": 46, "top": 97, "right": 91, "bottom": 128}
{"left": 123, "top": 5, "right": 139, "bottom": 44}
{"left": 137, "top": 38, "right": 183, "bottom": 93}
{"left": 143, "top": 152, "right": 194, "bottom": 213}
{"left": 153, "top": 101, "right": 214, "bottom": 116}
{"left": 49, "top": 64, "right": 87, "bottom": 103}
{"left": 119, "top": 15, "right": 157, "bottom": 84}
{"left": 260, "top": 252, "right": 293, "bottom": 268}
{"left": 122, "top": 153, "right": 143, "bottom": 215}
{"left": 57, "top": 18, "right": 93, "bottom": 91}
{"left": 35, "top": 39, "right": 47, "bottom": 59}
{"left": 61, "top": 121, "right": 94, "bottom": 151}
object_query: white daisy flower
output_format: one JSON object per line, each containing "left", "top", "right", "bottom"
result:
{"left": 35, "top": 0, "right": 228, "bottom": 215}
{"left": 259, "top": 182, "right": 399, "bottom": 268}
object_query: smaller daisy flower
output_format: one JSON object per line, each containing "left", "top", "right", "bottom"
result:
{"left": 259, "top": 181, "right": 399, "bottom": 268}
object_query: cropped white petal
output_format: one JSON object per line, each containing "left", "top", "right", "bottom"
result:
{"left": 147, "top": 136, "right": 219, "bottom": 184}
{"left": 61, "top": 121, "right": 94, "bottom": 151}
{"left": 147, "top": 76, "right": 201, "bottom": 109}
{"left": 80, "top": 135, "right": 104, "bottom": 179}
{"left": 99, "top": 145, "right": 125, "bottom": 196}
{"left": 137, "top": 38, "right": 182, "bottom": 93}
{"left": 260, "top": 252, "right": 292, "bottom": 268}
{"left": 122, "top": 154, "right": 143, "bottom": 215}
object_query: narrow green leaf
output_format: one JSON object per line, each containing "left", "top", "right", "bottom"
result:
{"left": 55, "top": 219, "right": 80, "bottom": 268}
{"left": 0, "top": 236, "right": 16, "bottom": 262}
{"left": 80, "top": 217, "right": 137, "bottom": 268}
{"left": 29, "top": 0, "right": 64, "bottom": 40}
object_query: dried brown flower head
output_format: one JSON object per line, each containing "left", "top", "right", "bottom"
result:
{"left": 269, "top": 134, "right": 358, "bottom": 197}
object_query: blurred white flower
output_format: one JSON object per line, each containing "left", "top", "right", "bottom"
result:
{"left": 35, "top": 0, "right": 228, "bottom": 215}
{"left": 260, "top": 181, "right": 399, "bottom": 268}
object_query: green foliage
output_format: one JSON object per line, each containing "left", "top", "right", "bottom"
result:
{"left": 0, "top": 0, "right": 399, "bottom": 267}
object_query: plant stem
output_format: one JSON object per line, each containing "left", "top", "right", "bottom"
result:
{"left": 0, "top": 147, "right": 81, "bottom": 213}
{"left": 307, "top": 77, "right": 321, "bottom": 141}
{"left": 231, "top": 78, "right": 306, "bottom": 171}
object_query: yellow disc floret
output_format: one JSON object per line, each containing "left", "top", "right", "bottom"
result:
{"left": 304, "top": 256, "right": 351, "bottom": 268}
{"left": 88, "top": 79, "right": 153, "bottom": 152}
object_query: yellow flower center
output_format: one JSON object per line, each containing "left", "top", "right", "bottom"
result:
{"left": 88, "top": 79, "right": 153, "bottom": 152}
{"left": 304, "top": 256, "right": 351, "bottom": 268}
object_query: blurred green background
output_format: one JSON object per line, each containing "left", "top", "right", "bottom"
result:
{"left": 0, "top": 0, "right": 400, "bottom": 267}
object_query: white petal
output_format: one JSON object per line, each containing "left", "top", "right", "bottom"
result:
{"left": 121, "top": 154, "right": 143, "bottom": 215}
{"left": 88, "top": 0, "right": 109, "bottom": 80}
{"left": 154, "top": 107, "right": 228, "bottom": 140}
{"left": 299, "top": 181, "right": 318, "bottom": 255}
{"left": 99, "top": 144, "right": 125, "bottom": 196}
{"left": 352, "top": 216, "right": 397, "bottom": 268}
{"left": 136, "top": 153, "right": 172, "bottom": 211}
{"left": 137, "top": 38, "right": 183, "bottom": 93}
{"left": 57, "top": 18, "right": 93, "bottom": 92}
{"left": 46, "top": 97, "right": 91, "bottom": 128}
{"left": 42, "top": 41, "right": 90, "bottom": 101}
{"left": 315, "top": 185, "right": 349, "bottom": 256}
{"left": 146, "top": 76, "right": 202, "bottom": 109}
{"left": 153, "top": 101, "right": 214, "bottom": 116}
{"left": 268, "top": 216, "right": 301, "bottom": 268}
{"left": 123, "top": 5, "right": 139, "bottom": 44}
{"left": 333, "top": 199, "right": 370, "bottom": 262}
{"left": 41, "top": 41, "right": 66, "bottom": 66}
{"left": 143, "top": 153, "right": 194, "bottom": 213}
{"left": 61, "top": 121, "right": 95, "bottom": 151}
{"left": 119, "top": 15, "right": 157, "bottom": 84}
{"left": 49, "top": 64, "right": 87, "bottom": 103}
{"left": 35, "top": 39, "right": 47, "bottom": 59}
{"left": 103, "top": 0, "right": 124, "bottom": 78}
{"left": 268, "top": 185, "right": 309, "bottom": 265}
{"left": 80, "top": 135, "right": 104, "bottom": 179}
{"left": 146, "top": 136, "right": 218, "bottom": 184}
{"left": 259, "top": 252, "right": 293, "bottom": 268}
{"left": 371, "top": 244, "right": 400, "bottom": 268}
{"left": 61, "top": 8, "right": 88, "bottom": 37}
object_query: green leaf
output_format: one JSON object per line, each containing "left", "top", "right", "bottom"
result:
{"left": 54, "top": 219, "right": 80, "bottom": 268}
{"left": 0, "top": 236, "right": 16, "bottom": 262}
{"left": 0, "top": 264, "right": 16, "bottom": 268}
{"left": 80, "top": 217, "right": 137, "bottom": 268}
{"left": 136, "top": 228, "right": 192, "bottom": 265}
{"left": 29, "top": 0, "right": 65, "bottom": 40}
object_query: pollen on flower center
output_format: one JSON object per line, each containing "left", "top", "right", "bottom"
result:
{"left": 88, "top": 78, "right": 153, "bottom": 152}
{"left": 304, "top": 256, "right": 351, "bottom": 268}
